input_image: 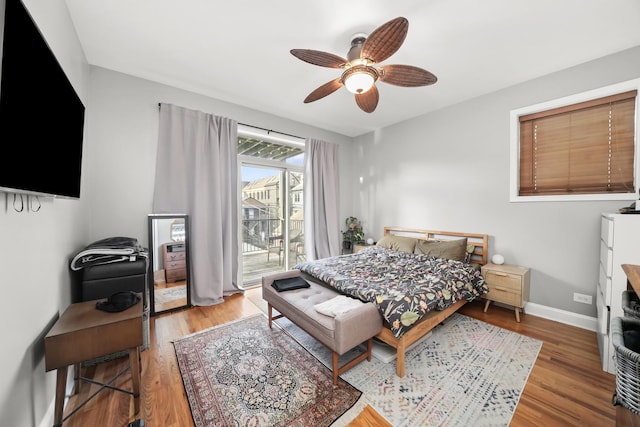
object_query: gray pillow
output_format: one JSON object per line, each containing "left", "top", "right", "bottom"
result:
{"left": 414, "top": 238, "right": 468, "bottom": 262}
{"left": 376, "top": 235, "right": 417, "bottom": 253}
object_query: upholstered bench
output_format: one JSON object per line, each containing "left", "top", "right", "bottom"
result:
{"left": 262, "top": 270, "right": 382, "bottom": 385}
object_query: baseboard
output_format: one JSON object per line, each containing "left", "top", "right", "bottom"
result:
{"left": 524, "top": 301, "right": 598, "bottom": 332}
{"left": 39, "top": 400, "right": 54, "bottom": 427}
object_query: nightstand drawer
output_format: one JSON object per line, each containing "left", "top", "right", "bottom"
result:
{"left": 483, "top": 271, "right": 521, "bottom": 292}
{"left": 486, "top": 285, "right": 521, "bottom": 307}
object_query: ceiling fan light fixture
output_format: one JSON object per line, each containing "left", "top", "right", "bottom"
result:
{"left": 342, "top": 65, "right": 378, "bottom": 94}
{"left": 291, "top": 17, "right": 436, "bottom": 113}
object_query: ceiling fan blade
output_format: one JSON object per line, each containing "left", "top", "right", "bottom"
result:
{"left": 290, "top": 49, "right": 347, "bottom": 68}
{"left": 304, "top": 79, "right": 343, "bottom": 103}
{"left": 379, "top": 64, "right": 438, "bottom": 87}
{"left": 355, "top": 85, "right": 379, "bottom": 113}
{"left": 360, "top": 17, "right": 408, "bottom": 63}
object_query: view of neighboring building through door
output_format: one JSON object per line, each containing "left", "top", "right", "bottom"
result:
{"left": 238, "top": 127, "right": 304, "bottom": 287}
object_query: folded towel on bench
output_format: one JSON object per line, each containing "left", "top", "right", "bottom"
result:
{"left": 314, "top": 295, "right": 365, "bottom": 317}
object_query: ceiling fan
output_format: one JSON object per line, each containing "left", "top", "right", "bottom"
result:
{"left": 290, "top": 17, "right": 437, "bottom": 113}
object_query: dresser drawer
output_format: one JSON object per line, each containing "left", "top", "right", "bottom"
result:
{"left": 165, "top": 267, "right": 186, "bottom": 283}
{"left": 596, "top": 287, "right": 609, "bottom": 335}
{"left": 599, "top": 240, "right": 613, "bottom": 277}
{"left": 166, "top": 260, "right": 185, "bottom": 270}
{"left": 600, "top": 215, "right": 613, "bottom": 248}
{"left": 165, "top": 251, "right": 185, "bottom": 262}
{"left": 599, "top": 263, "right": 612, "bottom": 306}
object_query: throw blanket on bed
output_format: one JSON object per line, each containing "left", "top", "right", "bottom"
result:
{"left": 295, "top": 246, "right": 488, "bottom": 338}
{"left": 70, "top": 236, "right": 147, "bottom": 271}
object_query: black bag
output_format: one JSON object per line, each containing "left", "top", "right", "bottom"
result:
{"left": 96, "top": 291, "right": 141, "bottom": 312}
{"left": 271, "top": 277, "right": 310, "bottom": 292}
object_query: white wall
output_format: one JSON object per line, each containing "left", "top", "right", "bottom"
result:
{"left": 352, "top": 46, "right": 640, "bottom": 318}
{"left": 0, "top": 0, "right": 90, "bottom": 426}
{"left": 1, "top": 65, "right": 353, "bottom": 427}
{"left": 4, "top": 2, "right": 638, "bottom": 425}
{"left": 83, "top": 66, "right": 354, "bottom": 245}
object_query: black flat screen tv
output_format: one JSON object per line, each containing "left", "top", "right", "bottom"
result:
{"left": 0, "top": 0, "right": 85, "bottom": 199}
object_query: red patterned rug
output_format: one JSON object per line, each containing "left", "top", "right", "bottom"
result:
{"left": 173, "top": 314, "right": 362, "bottom": 427}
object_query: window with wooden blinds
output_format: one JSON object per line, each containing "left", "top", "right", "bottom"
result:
{"left": 518, "top": 90, "right": 636, "bottom": 196}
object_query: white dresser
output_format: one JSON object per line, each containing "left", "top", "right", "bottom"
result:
{"left": 597, "top": 212, "right": 640, "bottom": 374}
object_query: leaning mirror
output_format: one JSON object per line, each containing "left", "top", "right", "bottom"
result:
{"left": 148, "top": 214, "right": 192, "bottom": 315}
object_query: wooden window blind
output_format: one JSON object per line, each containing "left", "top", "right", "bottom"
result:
{"left": 518, "top": 90, "right": 637, "bottom": 196}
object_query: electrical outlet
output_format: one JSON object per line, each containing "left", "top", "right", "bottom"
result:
{"left": 573, "top": 293, "right": 592, "bottom": 305}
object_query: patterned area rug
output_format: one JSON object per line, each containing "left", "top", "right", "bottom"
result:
{"left": 275, "top": 312, "right": 542, "bottom": 426}
{"left": 173, "top": 314, "right": 361, "bottom": 427}
{"left": 154, "top": 286, "right": 186, "bottom": 304}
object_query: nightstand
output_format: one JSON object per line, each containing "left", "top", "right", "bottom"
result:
{"left": 481, "top": 263, "right": 530, "bottom": 322}
{"left": 353, "top": 243, "right": 375, "bottom": 253}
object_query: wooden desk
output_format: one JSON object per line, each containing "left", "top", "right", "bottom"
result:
{"left": 623, "top": 264, "right": 640, "bottom": 296}
{"left": 617, "top": 264, "right": 640, "bottom": 427}
{"left": 45, "top": 298, "right": 142, "bottom": 426}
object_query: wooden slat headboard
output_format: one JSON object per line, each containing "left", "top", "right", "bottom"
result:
{"left": 383, "top": 226, "right": 489, "bottom": 265}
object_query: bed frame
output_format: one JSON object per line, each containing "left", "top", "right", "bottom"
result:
{"left": 374, "top": 226, "right": 489, "bottom": 377}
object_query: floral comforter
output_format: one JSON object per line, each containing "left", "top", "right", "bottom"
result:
{"left": 294, "top": 246, "right": 488, "bottom": 338}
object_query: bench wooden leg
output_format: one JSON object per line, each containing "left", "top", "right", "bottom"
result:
{"left": 333, "top": 341, "right": 375, "bottom": 385}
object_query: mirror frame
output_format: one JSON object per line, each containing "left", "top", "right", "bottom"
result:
{"left": 148, "top": 213, "right": 192, "bottom": 315}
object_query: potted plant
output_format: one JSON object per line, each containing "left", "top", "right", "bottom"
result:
{"left": 342, "top": 216, "right": 364, "bottom": 250}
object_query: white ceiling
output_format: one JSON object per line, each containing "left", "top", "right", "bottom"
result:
{"left": 64, "top": 0, "right": 640, "bottom": 138}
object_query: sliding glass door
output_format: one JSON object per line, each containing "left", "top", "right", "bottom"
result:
{"left": 238, "top": 128, "right": 304, "bottom": 287}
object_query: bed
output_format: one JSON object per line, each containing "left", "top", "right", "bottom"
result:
{"left": 294, "top": 226, "right": 489, "bottom": 377}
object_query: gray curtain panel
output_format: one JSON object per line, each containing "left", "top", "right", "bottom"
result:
{"left": 304, "top": 138, "right": 340, "bottom": 260}
{"left": 154, "top": 103, "right": 240, "bottom": 305}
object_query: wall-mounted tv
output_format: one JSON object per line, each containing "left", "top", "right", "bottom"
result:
{"left": 0, "top": 0, "right": 85, "bottom": 199}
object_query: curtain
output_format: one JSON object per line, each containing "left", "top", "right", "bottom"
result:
{"left": 304, "top": 138, "right": 340, "bottom": 260}
{"left": 153, "top": 103, "right": 239, "bottom": 305}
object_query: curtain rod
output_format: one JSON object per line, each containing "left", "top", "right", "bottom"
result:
{"left": 157, "top": 103, "right": 304, "bottom": 141}
{"left": 238, "top": 123, "right": 304, "bottom": 141}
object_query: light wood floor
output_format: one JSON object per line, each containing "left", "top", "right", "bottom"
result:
{"left": 58, "top": 288, "right": 618, "bottom": 427}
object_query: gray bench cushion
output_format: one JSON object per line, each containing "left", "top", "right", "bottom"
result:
{"left": 262, "top": 270, "right": 382, "bottom": 355}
